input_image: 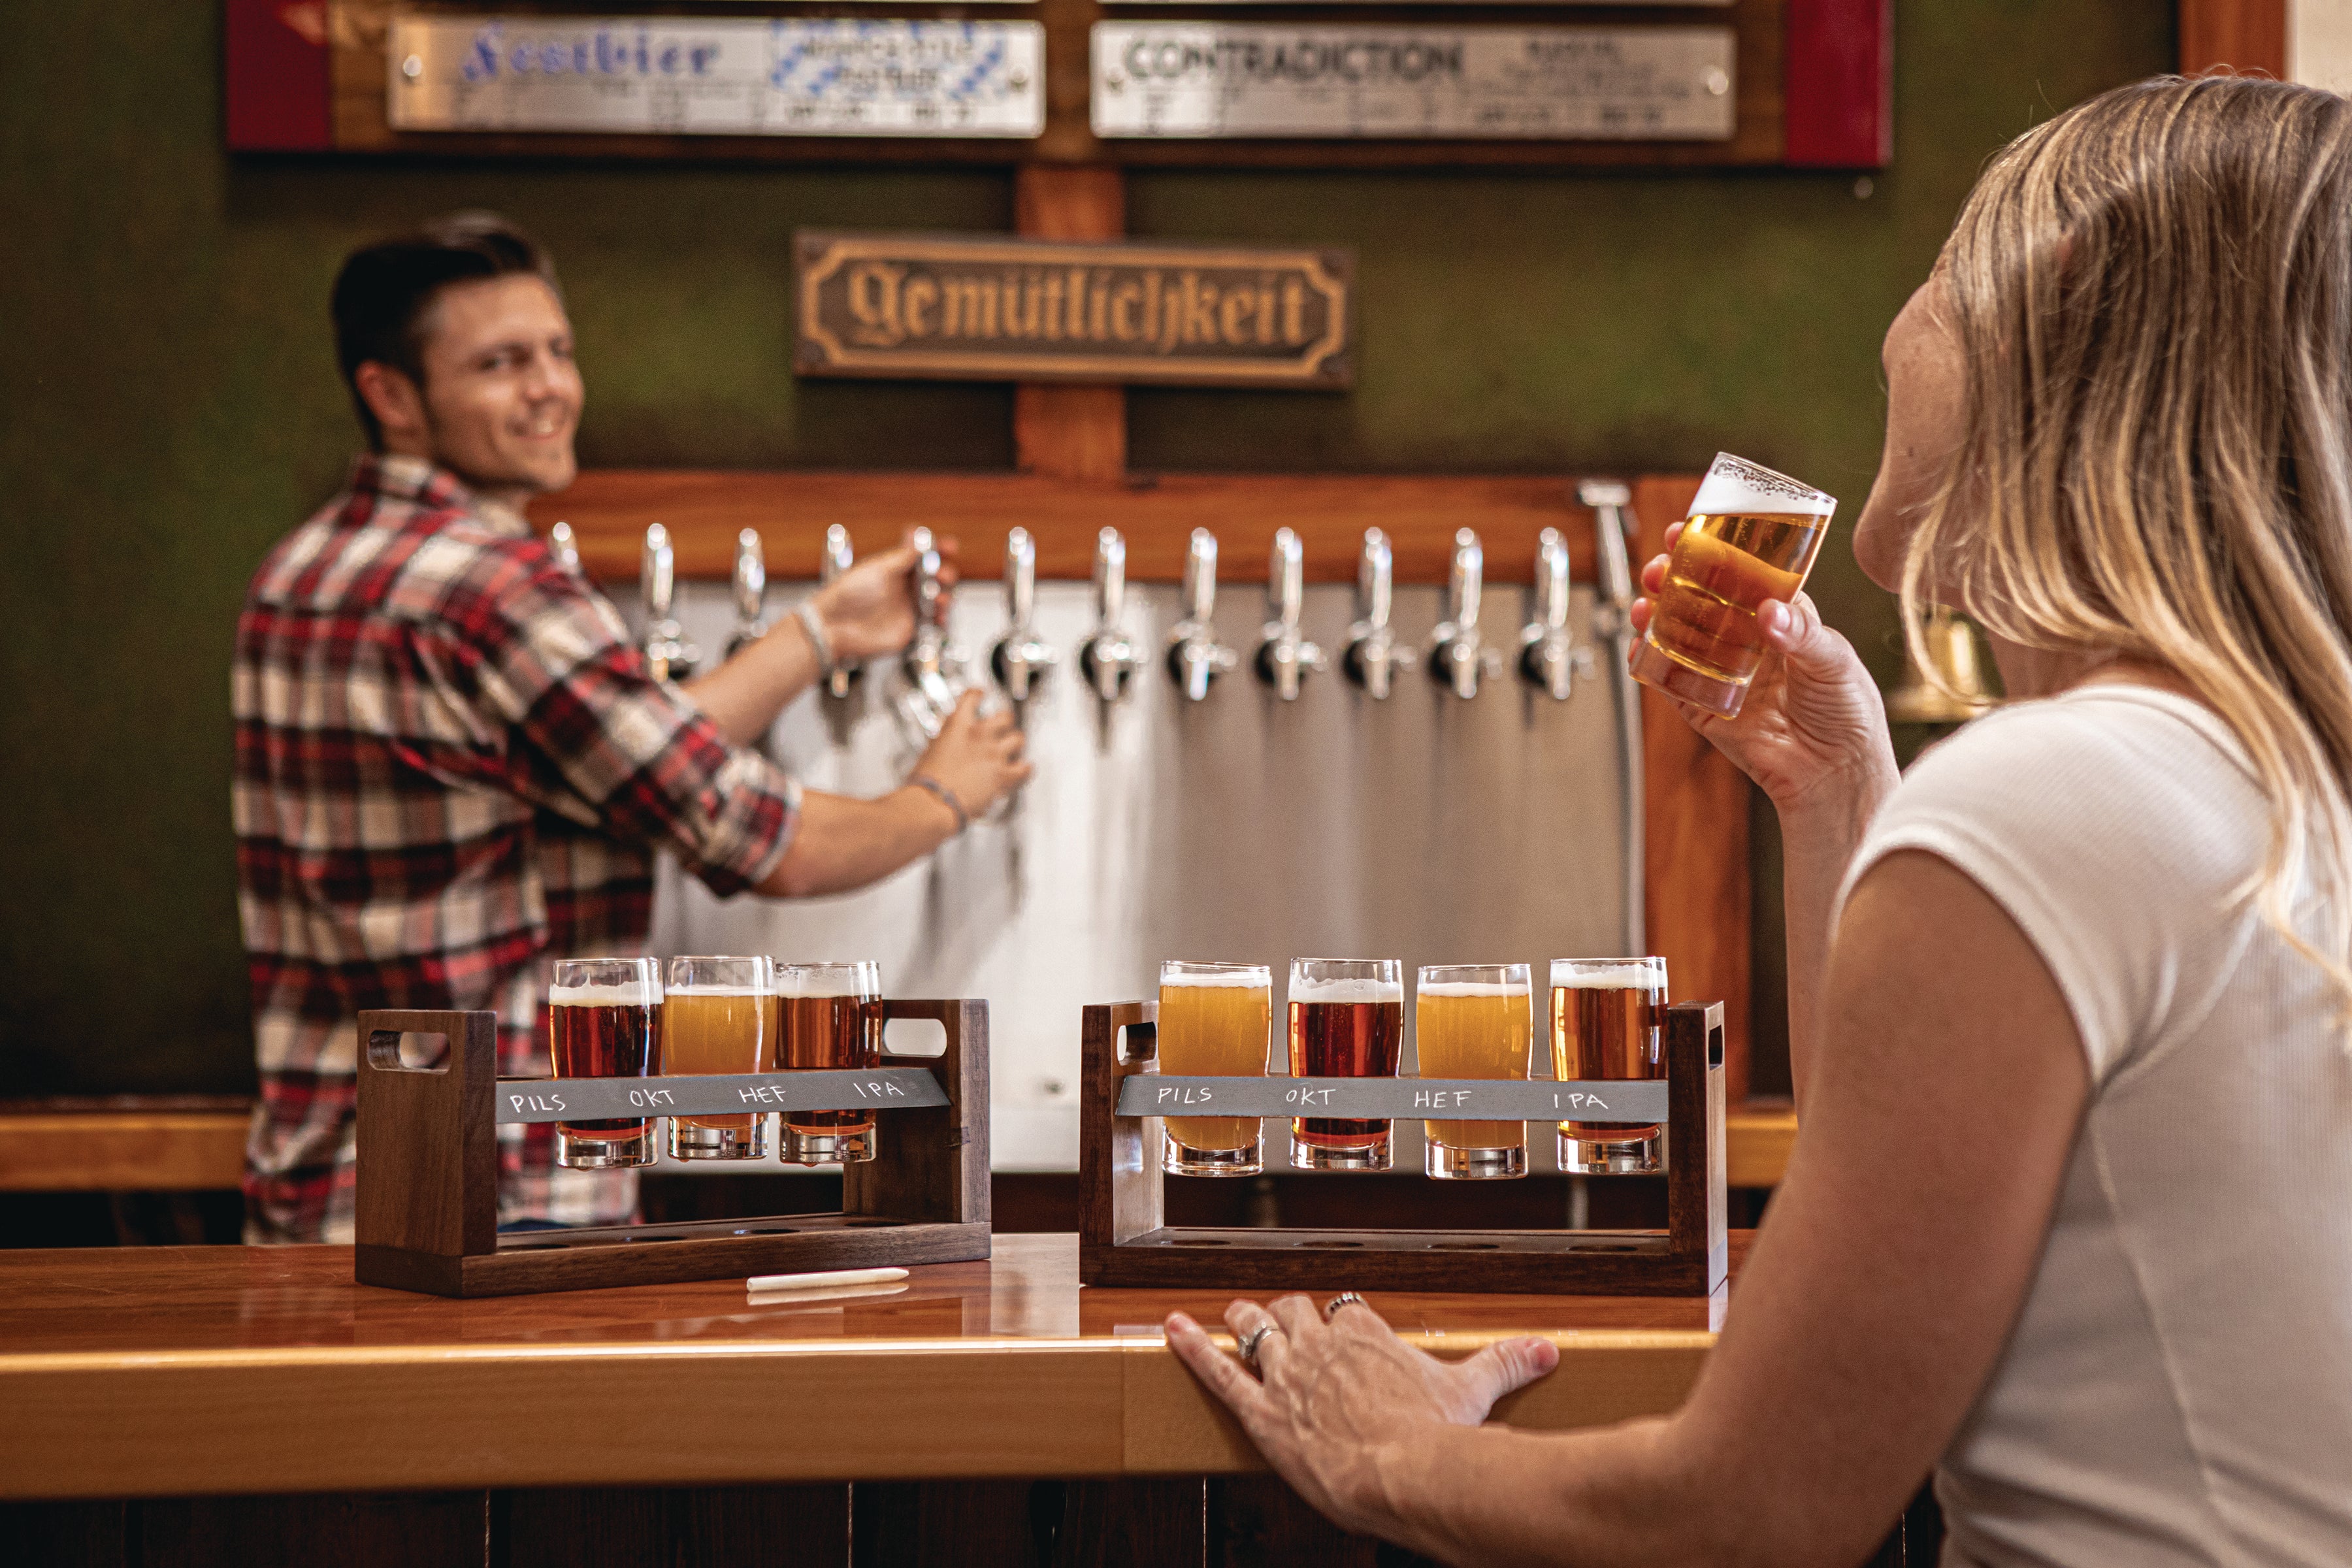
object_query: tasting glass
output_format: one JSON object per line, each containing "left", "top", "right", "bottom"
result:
{"left": 547, "top": 956, "right": 664, "bottom": 1169}
{"left": 1414, "top": 963, "right": 1533, "bottom": 1181}
{"left": 1627, "top": 451, "right": 1838, "bottom": 717}
{"left": 662, "top": 955, "right": 775, "bottom": 1161}
{"left": 774, "top": 960, "right": 884, "bottom": 1166}
{"left": 1550, "top": 956, "right": 1671, "bottom": 1174}
{"left": 1286, "top": 958, "right": 1404, "bottom": 1171}
{"left": 1157, "top": 960, "right": 1273, "bottom": 1177}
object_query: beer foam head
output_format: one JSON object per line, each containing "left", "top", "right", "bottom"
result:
{"left": 1288, "top": 977, "right": 1401, "bottom": 1004}
{"left": 1160, "top": 962, "right": 1271, "bottom": 988}
{"left": 1691, "top": 453, "right": 1836, "bottom": 519}
{"left": 666, "top": 985, "right": 767, "bottom": 998}
{"left": 774, "top": 962, "right": 878, "bottom": 999}
{"left": 1416, "top": 979, "right": 1531, "bottom": 998}
{"left": 551, "top": 979, "right": 659, "bottom": 1006}
{"left": 1550, "top": 958, "right": 1667, "bottom": 990}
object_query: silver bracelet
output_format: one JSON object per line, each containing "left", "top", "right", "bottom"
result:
{"left": 792, "top": 599, "right": 837, "bottom": 678}
{"left": 909, "top": 774, "right": 969, "bottom": 836}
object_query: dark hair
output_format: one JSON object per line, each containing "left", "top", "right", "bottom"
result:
{"left": 330, "top": 212, "right": 560, "bottom": 449}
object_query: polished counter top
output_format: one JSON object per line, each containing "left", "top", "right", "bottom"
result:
{"left": 0, "top": 1232, "right": 1741, "bottom": 1499}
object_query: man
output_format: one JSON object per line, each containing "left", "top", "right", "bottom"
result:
{"left": 235, "top": 212, "right": 1028, "bottom": 1241}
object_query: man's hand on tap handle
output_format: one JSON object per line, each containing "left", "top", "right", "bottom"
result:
{"left": 808, "top": 531, "right": 962, "bottom": 663}
{"left": 911, "top": 691, "right": 1032, "bottom": 825}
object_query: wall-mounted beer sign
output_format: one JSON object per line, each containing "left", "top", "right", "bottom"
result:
{"left": 794, "top": 232, "right": 1354, "bottom": 387}
{"left": 386, "top": 15, "right": 1045, "bottom": 138}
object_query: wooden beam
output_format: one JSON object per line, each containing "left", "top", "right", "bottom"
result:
{"left": 0, "top": 1111, "right": 248, "bottom": 1193}
{"left": 2181, "top": 0, "right": 2289, "bottom": 75}
{"left": 1636, "top": 475, "right": 1755, "bottom": 1102}
{"left": 1012, "top": 165, "right": 1128, "bottom": 482}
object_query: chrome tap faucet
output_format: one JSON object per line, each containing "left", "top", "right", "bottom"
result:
{"left": 1427, "top": 528, "right": 1504, "bottom": 698}
{"left": 1077, "top": 527, "right": 1145, "bottom": 704}
{"left": 819, "top": 524, "right": 858, "bottom": 700}
{"left": 1254, "top": 527, "right": 1328, "bottom": 700}
{"left": 1578, "top": 478, "right": 1647, "bottom": 955}
{"left": 639, "top": 523, "right": 699, "bottom": 683}
{"left": 1517, "top": 527, "right": 1589, "bottom": 701}
{"left": 726, "top": 528, "right": 771, "bottom": 659}
{"left": 894, "top": 526, "right": 963, "bottom": 740}
{"left": 546, "top": 520, "right": 581, "bottom": 573}
{"left": 1343, "top": 528, "right": 1411, "bottom": 698}
{"left": 990, "top": 527, "right": 1058, "bottom": 705}
{"left": 1164, "top": 528, "right": 1237, "bottom": 702}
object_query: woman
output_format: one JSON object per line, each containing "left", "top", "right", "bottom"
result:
{"left": 1168, "top": 74, "right": 2352, "bottom": 1567}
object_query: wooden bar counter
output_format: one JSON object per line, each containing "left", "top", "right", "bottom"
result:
{"left": 0, "top": 1232, "right": 1744, "bottom": 1565}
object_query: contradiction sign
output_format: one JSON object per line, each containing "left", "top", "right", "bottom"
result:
{"left": 1092, "top": 24, "right": 1735, "bottom": 140}
{"left": 1113, "top": 1076, "right": 1672, "bottom": 1123}
{"left": 386, "top": 16, "right": 1046, "bottom": 139}
{"left": 794, "top": 231, "right": 1354, "bottom": 387}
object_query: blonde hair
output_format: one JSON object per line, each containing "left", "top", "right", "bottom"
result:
{"left": 1908, "top": 74, "right": 2352, "bottom": 998}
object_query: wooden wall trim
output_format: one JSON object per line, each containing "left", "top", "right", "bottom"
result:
{"left": 2181, "top": 0, "right": 2289, "bottom": 75}
{"left": 1012, "top": 166, "right": 1128, "bottom": 482}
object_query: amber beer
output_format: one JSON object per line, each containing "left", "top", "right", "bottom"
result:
{"left": 663, "top": 955, "right": 775, "bottom": 1160}
{"left": 547, "top": 957, "right": 663, "bottom": 1169}
{"left": 1158, "top": 961, "right": 1273, "bottom": 1177}
{"left": 1286, "top": 959, "right": 1404, "bottom": 1171}
{"left": 1628, "top": 452, "right": 1838, "bottom": 718}
{"left": 775, "top": 961, "right": 884, "bottom": 1166}
{"left": 1551, "top": 956, "right": 1669, "bottom": 1174}
{"left": 1415, "top": 964, "right": 1533, "bottom": 1181}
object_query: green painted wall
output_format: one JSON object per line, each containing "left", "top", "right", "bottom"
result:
{"left": 0, "top": 3, "right": 2171, "bottom": 1097}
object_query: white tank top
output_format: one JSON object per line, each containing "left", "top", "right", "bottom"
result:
{"left": 1837, "top": 685, "right": 2352, "bottom": 1568}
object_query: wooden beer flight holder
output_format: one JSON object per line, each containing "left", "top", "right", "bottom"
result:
{"left": 1080, "top": 1000, "right": 1727, "bottom": 1296}
{"left": 353, "top": 1000, "right": 990, "bottom": 1298}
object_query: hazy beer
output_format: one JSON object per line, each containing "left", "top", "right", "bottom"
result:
{"left": 1286, "top": 958, "right": 1404, "bottom": 1171}
{"left": 548, "top": 956, "right": 663, "bottom": 1169}
{"left": 1551, "top": 957, "right": 1669, "bottom": 1173}
{"left": 663, "top": 955, "right": 775, "bottom": 1160}
{"left": 1415, "top": 964, "right": 1533, "bottom": 1181}
{"left": 1629, "top": 452, "right": 1838, "bottom": 717}
{"left": 775, "top": 961, "right": 884, "bottom": 1166}
{"left": 1158, "top": 961, "right": 1273, "bottom": 1176}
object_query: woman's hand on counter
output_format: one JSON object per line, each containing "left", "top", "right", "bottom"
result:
{"left": 1164, "top": 1296, "right": 1557, "bottom": 1541}
{"left": 1631, "top": 521, "right": 1899, "bottom": 818}
{"left": 812, "top": 532, "right": 962, "bottom": 663}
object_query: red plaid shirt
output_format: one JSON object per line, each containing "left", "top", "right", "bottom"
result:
{"left": 234, "top": 455, "right": 798, "bottom": 1242}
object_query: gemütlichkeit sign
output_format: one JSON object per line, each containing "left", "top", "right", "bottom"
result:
{"left": 1091, "top": 24, "right": 1735, "bottom": 140}
{"left": 794, "top": 232, "right": 1354, "bottom": 388}
{"left": 386, "top": 16, "right": 1045, "bottom": 138}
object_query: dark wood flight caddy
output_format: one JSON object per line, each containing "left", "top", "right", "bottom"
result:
{"left": 1081, "top": 1000, "right": 1727, "bottom": 1296}
{"left": 353, "top": 1000, "right": 990, "bottom": 1298}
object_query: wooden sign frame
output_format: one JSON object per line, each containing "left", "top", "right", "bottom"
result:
{"left": 1078, "top": 999, "right": 1727, "bottom": 1294}
{"left": 353, "top": 999, "right": 990, "bottom": 1297}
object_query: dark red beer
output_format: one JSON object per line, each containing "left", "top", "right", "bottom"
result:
{"left": 549, "top": 990, "right": 663, "bottom": 1137}
{"left": 1287, "top": 997, "right": 1404, "bottom": 1151}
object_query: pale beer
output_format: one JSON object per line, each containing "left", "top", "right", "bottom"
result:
{"left": 1629, "top": 452, "right": 1837, "bottom": 717}
{"left": 775, "top": 961, "right": 885, "bottom": 1165}
{"left": 1158, "top": 961, "right": 1273, "bottom": 1176}
{"left": 547, "top": 957, "right": 663, "bottom": 1169}
{"left": 1286, "top": 959, "right": 1404, "bottom": 1171}
{"left": 663, "top": 955, "right": 775, "bottom": 1160}
{"left": 1551, "top": 956, "right": 1669, "bottom": 1174}
{"left": 1415, "top": 964, "right": 1533, "bottom": 1181}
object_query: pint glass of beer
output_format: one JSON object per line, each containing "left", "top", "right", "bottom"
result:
{"left": 548, "top": 956, "right": 663, "bottom": 1169}
{"left": 1415, "top": 964, "right": 1533, "bottom": 1181}
{"left": 774, "top": 961, "right": 884, "bottom": 1166}
{"left": 1157, "top": 960, "right": 1273, "bottom": 1177}
{"left": 1551, "top": 956, "right": 1669, "bottom": 1174}
{"left": 1286, "top": 958, "right": 1404, "bottom": 1171}
{"left": 663, "top": 955, "right": 775, "bottom": 1161}
{"left": 1627, "top": 452, "right": 1838, "bottom": 717}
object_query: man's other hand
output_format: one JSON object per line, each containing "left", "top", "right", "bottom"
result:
{"left": 913, "top": 692, "right": 1031, "bottom": 822}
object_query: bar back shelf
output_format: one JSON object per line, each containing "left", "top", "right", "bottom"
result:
{"left": 354, "top": 999, "right": 989, "bottom": 1298}
{"left": 1080, "top": 999, "right": 1725, "bottom": 1296}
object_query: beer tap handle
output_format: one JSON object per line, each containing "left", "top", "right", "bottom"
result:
{"left": 1428, "top": 528, "right": 1494, "bottom": 698}
{"left": 990, "top": 527, "right": 1058, "bottom": 705}
{"left": 818, "top": 525, "right": 857, "bottom": 700}
{"left": 1255, "top": 527, "right": 1325, "bottom": 701}
{"left": 638, "top": 523, "right": 699, "bottom": 683}
{"left": 1345, "top": 527, "right": 1405, "bottom": 699}
{"left": 727, "top": 528, "right": 770, "bottom": 658}
{"left": 1518, "top": 527, "right": 1576, "bottom": 701}
{"left": 1094, "top": 526, "right": 1126, "bottom": 630}
{"left": 1080, "top": 527, "right": 1141, "bottom": 704}
{"left": 547, "top": 521, "right": 581, "bottom": 574}
{"left": 1183, "top": 527, "right": 1217, "bottom": 625}
{"left": 1164, "top": 528, "right": 1235, "bottom": 703}
{"left": 1448, "top": 527, "right": 1483, "bottom": 636}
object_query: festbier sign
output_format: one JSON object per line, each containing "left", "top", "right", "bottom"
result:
{"left": 794, "top": 231, "right": 1353, "bottom": 387}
